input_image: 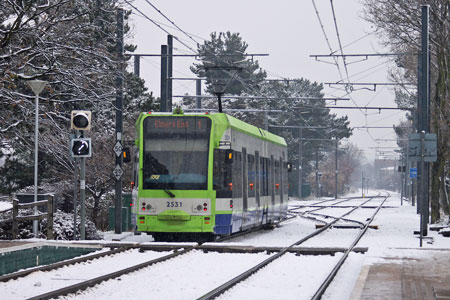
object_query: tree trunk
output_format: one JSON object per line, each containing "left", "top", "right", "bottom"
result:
{"left": 431, "top": 48, "right": 449, "bottom": 223}
{"left": 92, "top": 194, "right": 101, "bottom": 227}
{"left": 440, "top": 175, "right": 449, "bottom": 217}
{"left": 431, "top": 158, "right": 443, "bottom": 223}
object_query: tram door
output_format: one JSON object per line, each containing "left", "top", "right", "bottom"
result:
{"left": 279, "top": 157, "right": 284, "bottom": 205}
{"left": 242, "top": 148, "right": 248, "bottom": 228}
{"left": 242, "top": 147, "right": 248, "bottom": 211}
{"left": 255, "top": 151, "right": 260, "bottom": 207}
{"left": 270, "top": 155, "right": 275, "bottom": 206}
{"left": 255, "top": 151, "right": 261, "bottom": 225}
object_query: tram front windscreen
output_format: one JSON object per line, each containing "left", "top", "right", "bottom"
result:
{"left": 142, "top": 117, "right": 211, "bottom": 190}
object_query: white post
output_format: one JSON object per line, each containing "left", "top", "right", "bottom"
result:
{"left": 33, "top": 93, "right": 39, "bottom": 236}
{"left": 28, "top": 80, "right": 47, "bottom": 238}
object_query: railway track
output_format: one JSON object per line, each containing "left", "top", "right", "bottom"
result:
{"left": 1, "top": 193, "right": 390, "bottom": 299}
{"left": 197, "top": 193, "right": 388, "bottom": 299}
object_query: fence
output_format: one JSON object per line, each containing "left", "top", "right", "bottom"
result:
{"left": 0, "top": 195, "right": 54, "bottom": 240}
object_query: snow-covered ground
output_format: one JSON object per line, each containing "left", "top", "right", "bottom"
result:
{"left": 1, "top": 190, "right": 449, "bottom": 300}
{"left": 0, "top": 200, "right": 12, "bottom": 213}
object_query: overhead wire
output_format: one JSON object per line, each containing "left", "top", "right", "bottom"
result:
{"left": 129, "top": 0, "right": 322, "bottom": 118}
{"left": 124, "top": 0, "right": 197, "bottom": 53}
{"left": 311, "top": 0, "right": 345, "bottom": 81}
{"left": 313, "top": 0, "right": 400, "bottom": 144}
{"left": 366, "top": 110, "right": 406, "bottom": 126}
{"left": 127, "top": 1, "right": 367, "bottom": 138}
{"left": 330, "top": 32, "right": 373, "bottom": 55}
{"left": 130, "top": 11, "right": 207, "bottom": 42}
{"left": 330, "top": 0, "right": 350, "bottom": 82}
{"left": 143, "top": 0, "right": 201, "bottom": 46}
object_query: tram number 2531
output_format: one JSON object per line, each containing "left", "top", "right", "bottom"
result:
{"left": 167, "top": 201, "right": 182, "bottom": 208}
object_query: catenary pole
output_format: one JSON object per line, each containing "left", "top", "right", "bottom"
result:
{"left": 167, "top": 35, "right": 173, "bottom": 112}
{"left": 315, "top": 149, "right": 319, "bottom": 198}
{"left": 134, "top": 55, "right": 140, "bottom": 77}
{"left": 298, "top": 128, "right": 303, "bottom": 199}
{"left": 160, "top": 45, "right": 168, "bottom": 112}
{"left": 335, "top": 138, "right": 338, "bottom": 199}
{"left": 418, "top": 5, "right": 430, "bottom": 236}
{"left": 196, "top": 79, "right": 202, "bottom": 109}
{"left": 400, "top": 152, "right": 404, "bottom": 206}
{"left": 268, "top": 125, "right": 327, "bottom": 199}
{"left": 114, "top": 8, "right": 124, "bottom": 234}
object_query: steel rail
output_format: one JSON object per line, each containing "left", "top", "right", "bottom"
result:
{"left": 27, "top": 246, "right": 196, "bottom": 300}
{"left": 311, "top": 194, "right": 389, "bottom": 299}
{"left": 288, "top": 198, "right": 351, "bottom": 213}
{"left": 300, "top": 211, "right": 366, "bottom": 227}
{"left": 296, "top": 192, "right": 384, "bottom": 227}
{"left": 24, "top": 212, "right": 294, "bottom": 298}
{"left": 0, "top": 246, "right": 132, "bottom": 282}
{"left": 197, "top": 196, "right": 377, "bottom": 300}
{"left": 303, "top": 205, "right": 395, "bottom": 209}
{"left": 290, "top": 195, "right": 369, "bottom": 210}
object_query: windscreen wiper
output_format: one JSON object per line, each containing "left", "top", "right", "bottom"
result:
{"left": 163, "top": 188, "right": 175, "bottom": 198}
{"left": 155, "top": 179, "right": 176, "bottom": 198}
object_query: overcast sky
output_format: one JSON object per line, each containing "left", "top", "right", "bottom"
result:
{"left": 126, "top": 0, "right": 411, "bottom": 162}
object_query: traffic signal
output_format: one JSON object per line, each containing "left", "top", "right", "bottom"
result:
{"left": 71, "top": 138, "right": 92, "bottom": 157}
{"left": 123, "top": 147, "right": 131, "bottom": 163}
{"left": 71, "top": 110, "right": 91, "bottom": 130}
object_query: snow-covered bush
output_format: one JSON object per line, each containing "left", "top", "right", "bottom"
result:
{"left": 0, "top": 209, "right": 103, "bottom": 240}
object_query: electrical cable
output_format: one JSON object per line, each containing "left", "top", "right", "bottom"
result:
{"left": 124, "top": 0, "right": 197, "bottom": 53}
{"left": 311, "top": 0, "right": 370, "bottom": 119}
{"left": 330, "top": 32, "right": 373, "bottom": 55}
{"left": 311, "top": 0, "right": 345, "bottom": 81}
{"left": 330, "top": 0, "right": 350, "bottom": 82}
{"left": 143, "top": 0, "right": 201, "bottom": 46}
{"left": 130, "top": 11, "right": 207, "bottom": 42}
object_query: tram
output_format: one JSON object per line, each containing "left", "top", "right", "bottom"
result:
{"left": 132, "top": 111, "right": 289, "bottom": 241}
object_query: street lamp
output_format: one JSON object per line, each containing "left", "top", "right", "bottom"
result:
{"left": 27, "top": 80, "right": 47, "bottom": 237}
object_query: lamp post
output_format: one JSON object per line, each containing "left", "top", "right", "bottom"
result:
{"left": 27, "top": 80, "right": 47, "bottom": 237}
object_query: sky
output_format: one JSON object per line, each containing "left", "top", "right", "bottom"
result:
{"left": 125, "top": 0, "right": 412, "bottom": 163}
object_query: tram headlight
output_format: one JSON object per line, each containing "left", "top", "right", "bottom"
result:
{"left": 193, "top": 203, "right": 208, "bottom": 213}
{"left": 141, "top": 201, "right": 156, "bottom": 212}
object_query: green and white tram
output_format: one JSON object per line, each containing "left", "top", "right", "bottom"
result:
{"left": 132, "top": 111, "right": 289, "bottom": 241}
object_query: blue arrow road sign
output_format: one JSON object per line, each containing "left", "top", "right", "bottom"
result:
{"left": 410, "top": 167, "right": 418, "bottom": 178}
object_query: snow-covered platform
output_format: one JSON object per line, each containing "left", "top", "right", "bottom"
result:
{"left": 350, "top": 248, "right": 450, "bottom": 300}
{"left": 0, "top": 240, "right": 31, "bottom": 250}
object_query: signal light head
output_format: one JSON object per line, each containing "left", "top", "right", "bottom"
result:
{"left": 123, "top": 147, "right": 131, "bottom": 163}
{"left": 71, "top": 110, "right": 91, "bottom": 130}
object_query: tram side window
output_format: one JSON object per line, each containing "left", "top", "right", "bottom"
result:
{"left": 232, "top": 152, "right": 243, "bottom": 198}
{"left": 248, "top": 154, "right": 255, "bottom": 198}
{"left": 213, "top": 149, "right": 232, "bottom": 198}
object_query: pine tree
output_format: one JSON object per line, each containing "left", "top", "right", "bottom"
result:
{"left": 190, "top": 32, "right": 266, "bottom": 97}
